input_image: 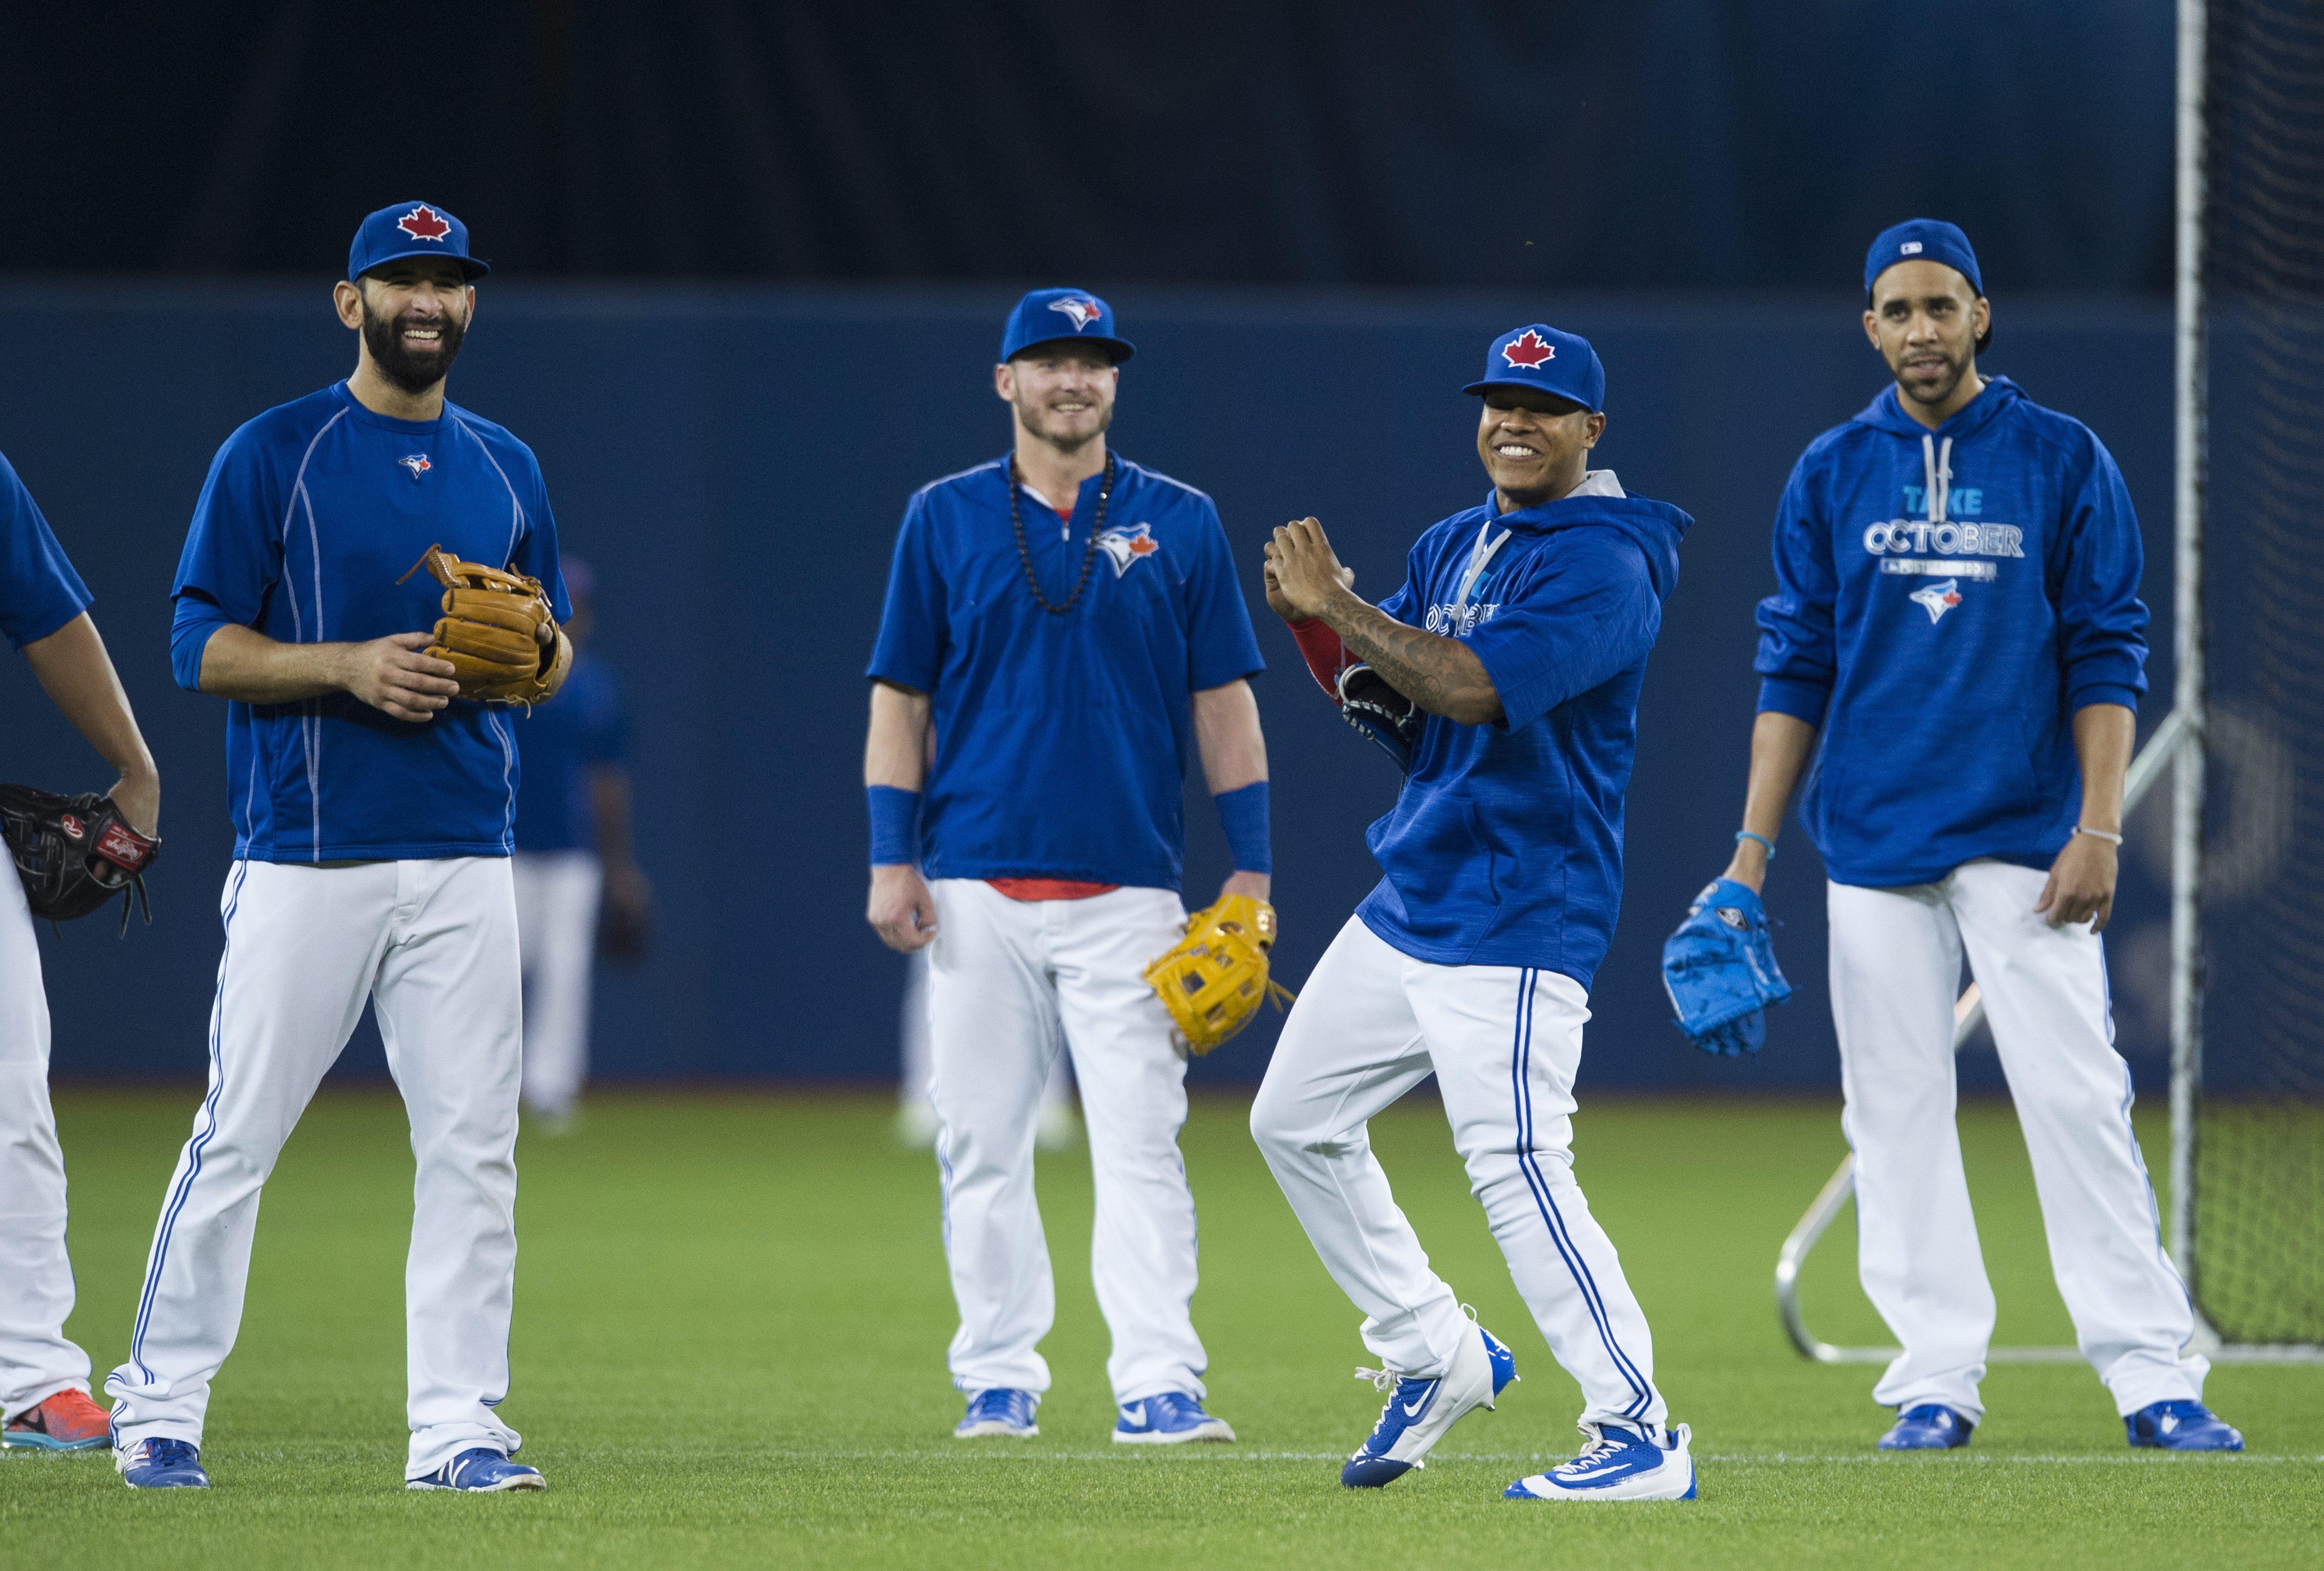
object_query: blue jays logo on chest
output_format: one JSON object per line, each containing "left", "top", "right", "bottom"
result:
{"left": 1909, "top": 578, "right": 1964, "bottom": 623}
{"left": 398, "top": 454, "right": 432, "bottom": 481}
{"left": 1096, "top": 522, "right": 1160, "bottom": 576}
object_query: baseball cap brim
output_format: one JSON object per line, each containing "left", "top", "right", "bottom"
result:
{"left": 356, "top": 247, "right": 490, "bottom": 282}
{"left": 1005, "top": 332, "right": 1134, "bottom": 364}
{"left": 1461, "top": 377, "right": 1592, "bottom": 409}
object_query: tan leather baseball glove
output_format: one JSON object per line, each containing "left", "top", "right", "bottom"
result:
{"left": 399, "top": 544, "right": 572, "bottom": 706}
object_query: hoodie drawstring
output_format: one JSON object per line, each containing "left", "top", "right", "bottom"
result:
{"left": 1920, "top": 434, "right": 1953, "bottom": 524}
{"left": 1453, "top": 521, "right": 1511, "bottom": 615}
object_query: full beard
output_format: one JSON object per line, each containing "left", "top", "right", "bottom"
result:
{"left": 362, "top": 302, "right": 468, "bottom": 395}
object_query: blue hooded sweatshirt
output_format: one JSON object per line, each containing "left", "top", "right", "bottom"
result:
{"left": 1755, "top": 376, "right": 2149, "bottom": 887}
{"left": 1357, "top": 474, "right": 1689, "bottom": 986}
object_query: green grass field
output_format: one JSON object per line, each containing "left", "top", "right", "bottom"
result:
{"left": 4, "top": 1088, "right": 2317, "bottom": 1569}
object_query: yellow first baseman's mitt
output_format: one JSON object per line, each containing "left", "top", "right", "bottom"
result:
{"left": 1144, "top": 893, "right": 1294, "bottom": 1055}
{"left": 399, "top": 545, "right": 572, "bottom": 706}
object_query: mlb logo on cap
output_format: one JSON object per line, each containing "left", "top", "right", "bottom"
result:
{"left": 1000, "top": 287, "right": 1136, "bottom": 364}
{"left": 348, "top": 200, "right": 490, "bottom": 283}
{"left": 1864, "top": 219, "right": 1982, "bottom": 298}
{"left": 1462, "top": 323, "right": 1606, "bottom": 413}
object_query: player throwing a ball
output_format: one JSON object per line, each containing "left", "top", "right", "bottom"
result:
{"left": 1252, "top": 325, "right": 1697, "bottom": 1502}
{"left": 865, "top": 290, "right": 1271, "bottom": 1443}
{"left": 1709, "top": 220, "right": 2239, "bottom": 1452}
{"left": 107, "top": 202, "right": 568, "bottom": 1491}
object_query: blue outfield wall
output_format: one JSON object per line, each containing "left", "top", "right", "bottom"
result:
{"left": 0, "top": 282, "right": 2179, "bottom": 1093}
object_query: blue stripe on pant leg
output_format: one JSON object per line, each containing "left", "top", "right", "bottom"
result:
{"left": 1507, "top": 967, "right": 1654, "bottom": 1419}
{"left": 128, "top": 860, "right": 249, "bottom": 1381}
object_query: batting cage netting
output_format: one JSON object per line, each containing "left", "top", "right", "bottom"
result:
{"left": 2187, "top": 0, "right": 2324, "bottom": 1347}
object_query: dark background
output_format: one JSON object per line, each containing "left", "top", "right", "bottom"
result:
{"left": 1, "top": 3, "right": 2186, "bottom": 1092}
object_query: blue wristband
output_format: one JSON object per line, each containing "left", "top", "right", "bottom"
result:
{"left": 868, "top": 786, "right": 923, "bottom": 866}
{"left": 1214, "top": 780, "right": 1271, "bottom": 874}
{"left": 1735, "top": 830, "right": 1776, "bottom": 859}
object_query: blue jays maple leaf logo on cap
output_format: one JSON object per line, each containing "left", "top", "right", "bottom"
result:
{"left": 1049, "top": 297, "right": 1101, "bottom": 330}
{"left": 396, "top": 204, "right": 452, "bottom": 242}
{"left": 1501, "top": 329, "right": 1557, "bottom": 369}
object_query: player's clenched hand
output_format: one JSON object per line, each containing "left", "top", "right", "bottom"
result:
{"left": 338, "top": 632, "right": 460, "bottom": 723}
{"left": 868, "top": 863, "right": 938, "bottom": 953}
{"left": 1265, "top": 518, "right": 1354, "bottom": 621}
{"left": 2035, "top": 832, "right": 2117, "bottom": 931}
{"left": 1263, "top": 545, "right": 1353, "bottom": 622}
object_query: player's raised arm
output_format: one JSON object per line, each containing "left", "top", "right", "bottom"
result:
{"left": 1267, "top": 518, "right": 1500, "bottom": 725}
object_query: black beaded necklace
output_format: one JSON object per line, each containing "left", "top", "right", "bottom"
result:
{"left": 1007, "top": 451, "right": 1116, "bottom": 616}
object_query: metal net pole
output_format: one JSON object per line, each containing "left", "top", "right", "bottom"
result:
{"left": 2168, "top": 0, "right": 2208, "bottom": 1289}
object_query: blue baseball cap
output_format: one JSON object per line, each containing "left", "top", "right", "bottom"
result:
{"left": 347, "top": 200, "right": 489, "bottom": 283}
{"left": 1463, "top": 323, "right": 1605, "bottom": 413}
{"left": 1864, "top": 219, "right": 1981, "bottom": 299}
{"left": 999, "top": 287, "right": 1135, "bottom": 364}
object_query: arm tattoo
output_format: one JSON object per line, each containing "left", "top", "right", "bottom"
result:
{"left": 1318, "top": 589, "right": 1502, "bottom": 724}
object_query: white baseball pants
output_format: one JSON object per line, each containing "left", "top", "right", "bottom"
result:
{"left": 901, "top": 946, "right": 1073, "bottom": 1124}
{"left": 1829, "top": 859, "right": 2206, "bottom": 1421}
{"left": 514, "top": 849, "right": 602, "bottom": 1119}
{"left": 0, "top": 862, "right": 92, "bottom": 1420}
{"left": 924, "top": 878, "right": 1207, "bottom": 1405}
{"left": 106, "top": 858, "right": 527, "bottom": 1478}
{"left": 1251, "top": 916, "right": 1668, "bottom": 1434}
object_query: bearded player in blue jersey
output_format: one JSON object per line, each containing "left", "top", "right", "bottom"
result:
{"left": 1254, "top": 326, "right": 1698, "bottom": 1503}
{"left": 1708, "top": 221, "right": 2239, "bottom": 1454}
{"left": 107, "top": 202, "right": 566, "bottom": 1492}
{"left": 866, "top": 289, "right": 1270, "bottom": 1444}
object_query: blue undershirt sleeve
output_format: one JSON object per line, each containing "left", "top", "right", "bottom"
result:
{"left": 1753, "top": 462, "right": 1838, "bottom": 726}
{"left": 170, "top": 589, "right": 234, "bottom": 693}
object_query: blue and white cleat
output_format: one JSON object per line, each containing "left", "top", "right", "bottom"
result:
{"left": 1879, "top": 1403, "right": 1975, "bottom": 1451}
{"left": 1113, "top": 1391, "right": 1235, "bottom": 1444}
{"left": 116, "top": 1437, "right": 210, "bottom": 1489}
{"left": 955, "top": 1387, "right": 1040, "bottom": 1438}
{"left": 1505, "top": 1421, "right": 1696, "bottom": 1502}
{"left": 406, "top": 1447, "right": 546, "bottom": 1491}
{"left": 2125, "top": 1399, "right": 2243, "bottom": 1452}
{"left": 1340, "top": 1316, "right": 1518, "bottom": 1488}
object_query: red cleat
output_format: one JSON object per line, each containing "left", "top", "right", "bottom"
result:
{"left": 2, "top": 1388, "right": 110, "bottom": 1451}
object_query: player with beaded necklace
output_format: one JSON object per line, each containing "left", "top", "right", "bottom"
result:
{"left": 864, "top": 288, "right": 1270, "bottom": 1444}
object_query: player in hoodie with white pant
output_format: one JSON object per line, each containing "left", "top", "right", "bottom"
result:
{"left": 1719, "top": 219, "right": 2239, "bottom": 1453}
{"left": 1254, "top": 324, "right": 1697, "bottom": 1503}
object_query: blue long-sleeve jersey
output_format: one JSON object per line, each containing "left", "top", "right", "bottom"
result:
{"left": 1755, "top": 376, "right": 2149, "bottom": 888}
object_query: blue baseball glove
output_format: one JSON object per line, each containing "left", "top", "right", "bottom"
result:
{"left": 1661, "top": 878, "right": 1791, "bottom": 1057}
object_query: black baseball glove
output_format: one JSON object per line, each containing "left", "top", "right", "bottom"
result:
{"left": 1337, "top": 663, "right": 1423, "bottom": 773}
{"left": 0, "top": 785, "right": 159, "bottom": 935}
